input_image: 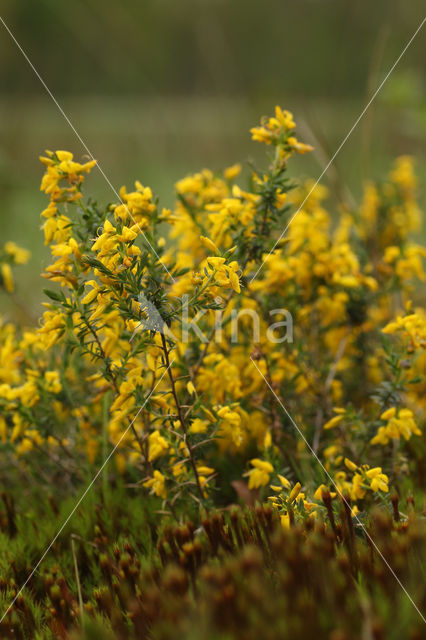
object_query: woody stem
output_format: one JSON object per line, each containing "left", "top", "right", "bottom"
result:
{"left": 160, "top": 332, "right": 205, "bottom": 503}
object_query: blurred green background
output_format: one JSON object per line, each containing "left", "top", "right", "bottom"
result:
{"left": 0, "top": 0, "right": 425, "bottom": 319}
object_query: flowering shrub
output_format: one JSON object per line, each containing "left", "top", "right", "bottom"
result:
{"left": 0, "top": 106, "right": 424, "bottom": 528}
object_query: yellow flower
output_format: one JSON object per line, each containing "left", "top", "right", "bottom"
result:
{"left": 270, "top": 474, "right": 291, "bottom": 492}
{"left": 39, "top": 150, "right": 96, "bottom": 201}
{"left": 287, "top": 136, "right": 314, "bottom": 154}
{"left": 1, "top": 264, "right": 14, "bottom": 292}
{"left": 244, "top": 458, "right": 274, "bottom": 490}
{"left": 275, "top": 106, "right": 296, "bottom": 130}
{"left": 380, "top": 407, "right": 396, "bottom": 420}
{"left": 224, "top": 163, "right": 242, "bottom": 181}
{"left": 227, "top": 261, "right": 241, "bottom": 293}
{"left": 216, "top": 405, "right": 243, "bottom": 447}
{"left": 186, "top": 380, "right": 196, "bottom": 395}
{"left": 196, "top": 465, "right": 215, "bottom": 476}
{"left": 277, "top": 474, "right": 291, "bottom": 489}
{"left": 4, "top": 242, "right": 31, "bottom": 264}
{"left": 382, "top": 311, "right": 426, "bottom": 350}
{"left": 45, "top": 370, "right": 62, "bottom": 394}
{"left": 350, "top": 474, "right": 366, "bottom": 500}
{"left": 383, "top": 246, "right": 400, "bottom": 264}
{"left": 289, "top": 482, "right": 302, "bottom": 502}
{"left": 371, "top": 407, "right": 421, "bottom": 445}
{"left": 190, "top": 418, "right": 208, "bottom": 434}
{"left": 250, "top": 106, "right": 296, "bottom": 145}
{"left": 370, "top": 426, "right": 389, "bottom": 446}
{"left": 323, "top": 415, "right": 344, "bottom": 430}
{"left": 366, "top": 467, "right": 389, "bottom": 492}
{"left": 143, "top": 470, "right": 167, "bottom": 499}
{"left": 389, "top": 155, "right": 417, "bottom": 193}
{"left": 196, "top": 465, "right": 215, "bottom": 494}
{"left": 55, "top": 150, "right": 73, "bottom": 162}
{"left": 344, "top": 458, "right": 358, "bottom": 472}
{"left": 200, "top": 236, "right": 220, "bottom": 254}
{"left": 148, "top": 431, "right": 169, "bottom": 462}
{"left": 81, "top": 280, "right": 101, "bottom": 305}
{"left": 205, "top": 257, "right": 241, "bottom": 294}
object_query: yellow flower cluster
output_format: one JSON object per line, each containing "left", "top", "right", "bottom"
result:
{"left": 114, "top": 182, "right": 156, "bottom": 228}
{"left": 40, "top": 150, "right": 96, "bottom": 199}
{"left": 383, "top": 309, "right": 426, "bottom": 351}
{"left": 371, "top": 407, "right": 421, "bottom": 445}
{"left": 0, "top": 106, "right": 424, "bottom": 520}
{"left": 250, "top": 106, "right": 313, "bottom": 157}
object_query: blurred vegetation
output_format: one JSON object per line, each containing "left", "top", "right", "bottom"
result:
{"left": 0, "top": 0, "right": 425, "bottom": 317}
{"left": 1, "top": 0, "right": 425, "bottom": 99}
{"left": 0, "top": 488, "right": 425, "bottom": 639}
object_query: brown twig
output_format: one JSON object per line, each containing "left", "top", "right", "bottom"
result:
{"left": 160, "top": 333, "right": 205, "bottom": 504}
